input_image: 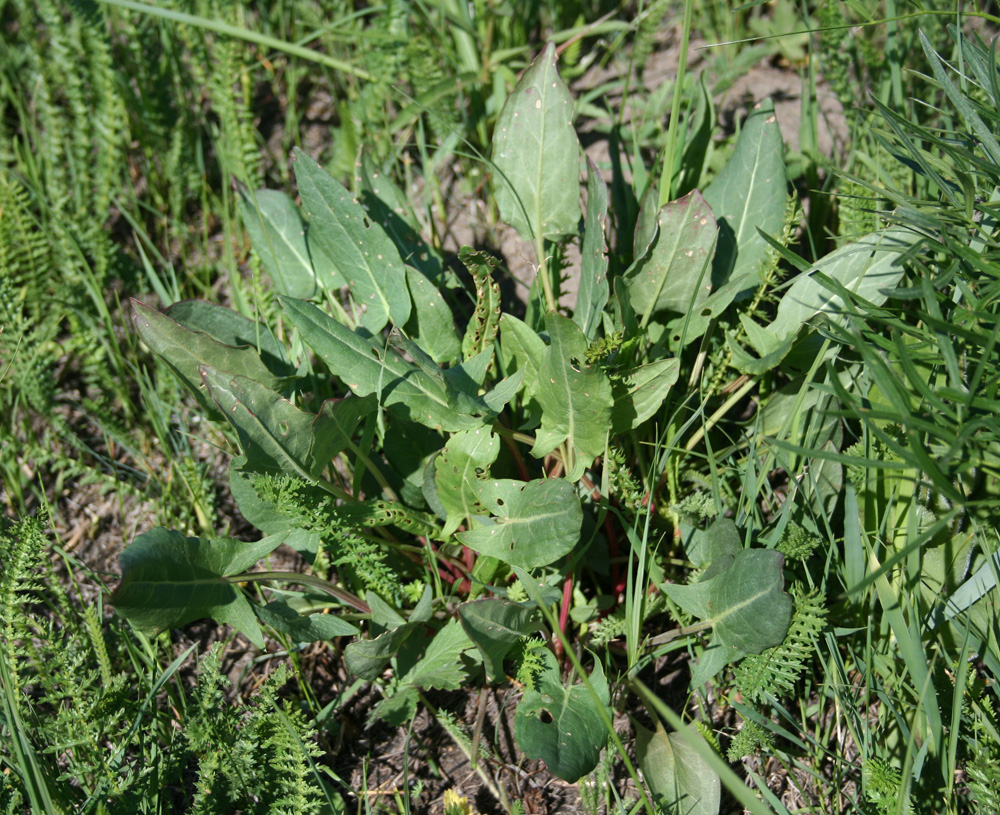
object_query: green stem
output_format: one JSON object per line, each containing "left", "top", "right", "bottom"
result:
{"left": 684, "top": 376, "right": 756, "bottom": 452}
{"left": 231, "top": 571, "right": 371, "bottom": 613}
{"left": 659, "top": 0, "right": 695, "bottom": 206}
{"left": 535, "top": 234, "right": 558, "bottom": 314}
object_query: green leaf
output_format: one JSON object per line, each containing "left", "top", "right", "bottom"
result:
{"left": 531, "top": 313, "right": 613, "bottom": 480}
{"left": 111, "top": 528, "right": 281, "bottom": 648}
{"left": 499, "top": 313, "right": 547, "bottom": 405}
{"left": 255, "top": 600, "right": 359, "bottom": 642}
{"left": 202, "top": 368, "right": 371, "bottom": 480}
{"left": 768, "top": 227, "right": 914, "bottom": 340}
{"left": 514, "top": 649, "right": 610, "bottom": 783}
{"left": 165, "top": 300, "right": 293, "bottom": 376}
{"left": 344, "top": 624, "right": 417, "bottom": 680}
{"left": 457, "top": 477, "right": 582, "bottom": 569}
{"left": 292, "top": 147, "right": 411, "bottom": 332}
{"left": 491, "top": 42, "right": 581, "bottom": 241}
{"left": 281, "top": 297, "right": 498, "bottom": 432}
{"left": 702, "top": 98, "right": 786, "bottom": 291}
{"left": 459, "top": 598, "right": 538, "bottom": 684}
{"left": 435, "top": 428, "right": 501, "bottom": 536}
{"left": 623, "top": 190, "right": 717, "bottom": 320}
{"left": 660, "top": 547, "right": 792, "bottom": 687}
{"left": 402, "top": 618, "right": 474, "bottom": 691}
{"left": 725, "top": 314, "right": 796, "bottom": 375}
{"left": 636, "top": 720, "right": 721, "bottom": 815}
{"left": 610, "top": 358, "right": 681, "bottom": 433}
{"left": 576, "top": 157, "right": 609, "bottom": 340}
{"left": 132, "top": 300, "right": 283, "bottom": 416}
{"left": 356, "top": 149, "right": 444, "bottom": 283}
{"left": 239, "top": 188, "right": 317, "bottom": 299}
{"left": 403, "top": 265, "right": 461, "bottom": 365}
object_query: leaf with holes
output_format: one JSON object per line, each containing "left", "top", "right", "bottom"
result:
{"left": 435, "top": 428, "right": 501, "bottom": 536}
{"left": 456, "top": 478, "right": 582, "bottom": 569}
{"left": 293, "top": 147, "right": 411, "bottom": 332}
{"left": 531, "top": 312, "right": 613, "bottom": 481}
{"left": 514, "top": 649, "right": 610, "bottom": 783}
{"left": 491, "top": 42, "right": 580, "bottom": 241}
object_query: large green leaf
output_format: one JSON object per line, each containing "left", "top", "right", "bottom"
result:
{"left": 576, "top": 157, "right": 609, "bottom": 340}
{"left": 636, "top": 720, "right": 721, "bottom": 815}
{"left": 457, "top": 477, "right": 582, "bottom": 569}
{"left": 702, "top": 98, "right": 786, "bottom": 291}
{"left": 435, "top": 428, "right": 500, "bottom": 535}
{"left": 768, "top": 227, "right": 914, "bottom": 340}
{"left": 459, "top": 598, "right": 538, "bottom": 684}
{"left": 660, "top": 546, "right": 792, "bottom": 688}
{"left": 355, "top": 149, "right": 444, "bottom": 283}
{"left": 292, "top": 147, "right": 411, "bottom": 332}
{"left": 624, "top": 190, "right": 717, "bottom": 319}
{"left": 281, "top": 297, "right": 501, "bottom": 432}
{"left": 202, "top": 368, "right": 372, "bottom": 480}
{"left": 403, "top": 265, "right": 461, "bottom": 365}
{"left": 239, "top": 188, "right": 317, "bottom": 299}
{"left": 531, "top": 313, "right": 613, "bottom": 481}
{"left": 491, "top": 42, "right": 581, "bottom": 241}
{"left": 132, "top": 300, "right": 282, "bottom": 415}
{"left": 514, "top": 649, "right": 610, "bottom": 783}
{"left": 112, "top": 527, "right": 282, "bottom": 648}
{"left": 610, "top": 358, "right": 681, "bottom": 433}
{"left": 165, "top": 300, "right": 293, "bottom": 376}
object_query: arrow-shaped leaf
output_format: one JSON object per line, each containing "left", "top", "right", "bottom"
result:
{"left": 531, "top": 312, "right": 613, "bottom": 480}
{"left": 132, "top": 300, "right": 282, "bottom": 416}
{"left": 459, "top": 598, "right": 538, "bottom": 684}
{"left": 457, "top": 477, "right": 582, "bottom": 569}
{"left": 112, "top": 527, "right": 282, "bottom": 648}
